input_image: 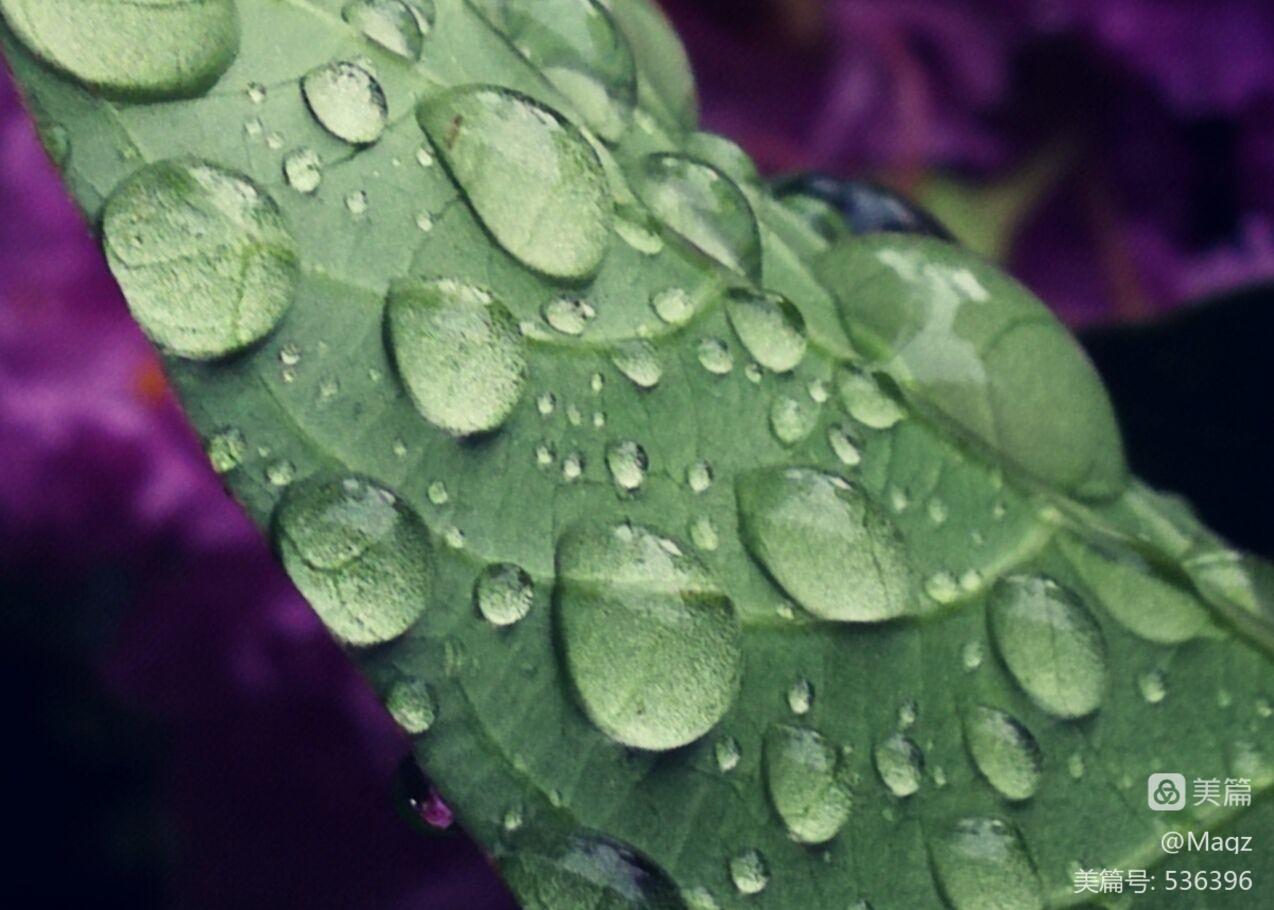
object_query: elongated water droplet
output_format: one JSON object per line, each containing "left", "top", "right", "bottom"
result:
{"left": 728, "top": 850, "right": 769, "bottom": 895}
{"left": 543, "top": 297, "right": 595, "bottom": 335}
{"left": 827, "top": 424, "right": 861, "bottom": 466}
{"left": 302, "top": 61, "right": 388, "bottom": 145}
{"left": 874, "top": 733, "right": 924, "bottom": 797}
{"left": 987, "top": 576, "right": 1107, "bottom": 719}
{"left": 469, "top": 0, "right": 637, "bottom": 141}
{"left": 715, "top": 736, "right": 741, "bottom": 772}
{"left": 342, "top": 0, "right": 424, "bottom": 60}
{"left": 1138, "top": 669, "right": 1167, "bottom": 704}
{"left": 502, "top": 834, "right": 685, "bottom": 910}
{"left": 611, "top": 340, "right": 663, "bottom": 389}
{"left": 687, "top": 460, "right": 714, "bottom": 493}
{"left": 737, "top": 468, "right": 912, "bottom": 623}
{"left": 929, "top": 818, "right": 1043, "bottom": 910}
{"left": 633, "top": 153, "right": 761, "bottom": 279}
{"left": 963, "top": 706, "right": 1042, "bottom": 801}
{"left": 387, "top": 677, "right": 436, "bottom": 733}
{"left": 697, "top": 338, "right": 733, "bottom": 375}
{"left": 475, "top": 563, "right": 534, "bottom": 627}
{"left": 818, "top": 235, "right": 1126, "bottom": 499}
{"left": 763, "top": 724, "right": 852, "bottom": 844}
{"left": 555, "top": 523, "right": 742, "bottom": 750}
{"left": 103, "top": 160, "right": 297, "bottom": 360}
{"left": 274, "top": 476, "right": 432, "bottom": 647}
{"left": 688, "top": 516, "right": 718, "bottom": 552}
{"left": 606, "top": 440, "right": 649, "bottom": 492}
{"left": 419, "top": 86, "right": 612, "bottom": 280}
{"left": 0, "top": 0, "right": 239, "bottom": 101}
{"left": 837, "top": 367, "right": 906, "bottom": 430}
{"left": 726, "top": 289, "right": 807, "bottom": 373}
{"left": 385, "top": 278, "right": 527, "bottom": 437}
{"left": 787, "top": 678, "right": 814, "bottom": 715}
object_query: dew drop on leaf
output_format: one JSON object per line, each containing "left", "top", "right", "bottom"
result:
{"left": 302, "top": 61, "right": 388, "bottom": 146}
{"left": 283, "top": 147, "right": 323, "bottom": 195}
{"left": 1138, "top": 669, "right": 1167, "bottom": 704}
{"left": 0, "top": 0, "right": 239, "bottom": 101}
{"left": 387, "top": 677, "right": 436, "bottom": 733}
{"left": 714, "top": 736, "right": 740, "bottom": 773}
{"left": 836, "top": 367, "right": 906, "bottom": 430}
{"left": 736, "top": 468, "right": 912, "bottom": 623}
{"left": 928, "top": 817, "right": 1043, "bottom": 910}
{"left": 728, "top": 850, "right": 769, "bottom": 895}
{"left": 827, "top": 424, "right": 861, "bottom": 467}
{"left": 543, "top": 297, "right": 595, "bottom": 336}
{"left": 206, "top": 428, "right": 247, "bottom": 474}
{"left": 418, "top": 86, "right": 613, "bottom": 280}
{"left": 769, "top": 395, "right": 818, "bottom": 446}
{"left": 468, "top": 0, "right": 638, "bottom": 141}
{"left": 555, "top": 523, "right": 742, "bottom": 750}
{"left": 501, "top": 834, "right": 685, "bottom": 910}
{"left": 103, "top": 159, "right": 298, "bottom": 360}
{"left": 874, "top": 733, "right": 924, "bottom": 798}
{"left": 763, "top": 724, "right": 853, "bottom": 844}
{"left": 963, "top": 706, "right": 1042, "bottom": 801}
{"left": 696, "top": 338, "right": 733, "bottom": 375}
{"left": 609, "top": 341, "right": 663, "bottom": 388}
{"left": 632, "top": 153, "right": 761, "bottom": 280}
{"left": 686, "top": 460, "right": 714, "bottom": 493}
{"left": 606, "top": 440, "right": 649, "bottom": 492}
{"left": 787, "top": 678, "right": 814, "bottom": 715}
{"left": 725, "top": 289, "right": 807, "bottom": 373}
{"left": 342, "top": 0, "right": 424, "bottom": 60}
{"left": 474, "top": 563, "right": 534, "bottom": 627}
{"left": 650, "top": 287, "right": 694, "bottom": 325}
{"left": 274, "top": 476, "right": 432, "bottom": 647}
{"left": 987, "top": 576, "right": 1108, "bottom": 719}
{"left": 385, "top": 278, "right": 527, "bottom": 437}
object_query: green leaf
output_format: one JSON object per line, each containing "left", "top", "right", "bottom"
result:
{"left": 3, "top": 2, "right": 1271, "bottom": 907}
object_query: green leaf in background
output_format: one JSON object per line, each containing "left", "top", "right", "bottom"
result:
{"left": 2, "top": 2, "right": 1270, "bottom": 908}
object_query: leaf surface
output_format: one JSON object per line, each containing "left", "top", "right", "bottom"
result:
{"left": 3, "top": 2, "right": 1271, "bottom": 907}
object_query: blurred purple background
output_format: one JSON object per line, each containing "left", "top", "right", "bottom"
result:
{"left": 2, "top": 1, "right": 1272, "bottom": 906}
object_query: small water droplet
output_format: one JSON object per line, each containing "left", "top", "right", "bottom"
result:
{"left": 837, "top": 367, "right": 906, "bottom": 430}
{"left": 925, "top": 571, "right": 961, "bottom": 605}
{"left": 787, "top": 678, "right": 814, "bottom": 715}
{"left": 715, "top": 736, "right": 741, "bottom": 773}
{"left": 267, "top": 460, "right": 296, "bottom": 487}
{"left": 386, "top": 677, "right": 435, "bottom": 733}
{"left": 963, "top": 706, "right": 1043, "bottom": 801}
{"left": 415, "top": 211, "right": 434, "bottom": 232}
{"left": 302, "top": 60, "right": 388, "bottom": 145}
{"left": 770, "top": 395, "right": 818, "bottom": 445}
{"left": 1138, "top": 669, "right": 1167, "bottom": 704}
{"left": 962, "top": 641, "right": 984, "bottom": 671}
{"left": 728, "top": 850, "right": 769, "bottom": 895}
{"left": 875, "top": 734, "right": 924, "bottom": 797}
{"left": 562, "top": 452, "right": 585, "bottom": 482}
{"left": 342, "top": 0, "right": 425, "bottom": 60}
{"left": 283, "top": 147, "right": 323, "bottom": 194}
{"left": 689, "top": 516, "right": 719, "bottom": 551}
{"left": 537, "top": 392, "right": 558, "bottom": 416}
{"left": 651, "top": 287, "right": 694, "bottom": 325}
{"left": 606, "top": 440, "right": 649, "bottom": 492}
{"left": 247, "top": 83, "right": 268, "bottom": 105}
{"left": 827, "top": 424, "right": 861, "bottom": 466}
{"left": 207, "top": 428, "right": 247, "bottom": 474}
{"left": 543, "top": 297, "right": 596, "bottom": 336}
{"left": 726, "top": 289, "right": 807, "bottom": 373}
{"left": 611, "top": 340, "right": 663, "bottom": 389}
{"left": 697, "top": 338, "right": 733, "bottom": 375}
{"left": 1068, "top": 752, "right": 1086, "bottom": 779}
{"left": 928, "top": 499, "right": 950, "bottom": 526}
{"left": 475, "top": 563, "right": 534, "bottom": 627}
{"left": 687, "top": 460, "right": 714, "bottom": 494}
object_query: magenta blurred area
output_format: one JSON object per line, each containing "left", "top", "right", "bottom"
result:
{"left": 2, "top": 1, "right": 1273, "bottom": 906}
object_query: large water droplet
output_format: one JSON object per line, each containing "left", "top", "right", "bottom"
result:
{"left": 555, "top": 523, "right": 742, "bottom": 750}
{"left": 475, "top": 563, "right": 534, "bottom": 627}
{"left": 632, "top": 153, "right": 761, "bottom": 279}
{"left": 342, "top": 0, "right": 424, "bottom": 60}
{"left": 274, "top": 476, "right": 432, "bottom": 647}
{"left": 302, "top": 61, "right": 388, "bottom": 145}
{"left": 103, "top": 159, "right": 297, "bottom": 360}
{"left": 502, "top": 834, "right": 685, "bottom": 910}
{"left": 419, "top": 86, "right": 612, "bottom": 280}
{"left": 963, "top": 706, "right": 1042, "bottom": 801}
{"left": 385, "top": 278, "right": 527, "bottom": 437}
{"left": 736, "top": 468, "right": 912, "bottom": 623}
{"left": 874, "top": 733, "right": 924, "bottom": 797}
{"left": 0, "top": 0, "right": 239, "bottom": 101}
{"left": 763, "top": 724, "right": 853, "bottom": 844}
{"left": 469, "top": 0, "right": 637, "bottom": 141}
{"left": 725, "top": 289, "right": 807, "bottom": 373}
{"left": 987, "top": 576, "right": 1107, "bottom": 719}
{"left": 728, "top": 850, "right": 769, "bottom": 895}
{"left": 818, "top": 235, "right": 1126, "bottom": 499}
{"left": 928, "top": 818, "right": 1043, "bottom": 910}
